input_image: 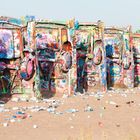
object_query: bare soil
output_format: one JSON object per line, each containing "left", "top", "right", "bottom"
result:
{"left": 0, "top": 88, "right": 140, "bottom": 140}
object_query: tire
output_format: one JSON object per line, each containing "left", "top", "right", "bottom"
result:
{"left": 0, "top": 76, "right": 10, "bottom": 94}
{"left": 20, "top": 58, "right": 35, "bottom": 81}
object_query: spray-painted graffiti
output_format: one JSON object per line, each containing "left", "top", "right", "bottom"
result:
{"left": 133, "top": 36, "right": 140, "bottom": 86}
{"left": 134, "top": 65, "right": 140, "bottom": 83}
{"left": 104, "top": 32, "right": 122, "bottom": 87}
{"left": 0, "top": 29, "right": 21, "bottom": 59}
{"left": 0, "top": 30, "right": 14, "bottom": 58}
{"left": 32, "top": 23, "right": 73, "bottom": 97}
{"left": 110, "top": 63, "right": 121, "bottom": 82}
{"left": 74, "top": 30, "right": 90, "bottom": 93}
{"left": 1, "top": 16, "right": 140, "bottom": 97}
{"left": 74, "top": 25, "right": 106, "bottom": 93}
{"left": 105, "top": 34, "right": 121, "bottom": 58}
{"left": 123, "top": 33, "right": 134, "bottom": 88}
{"left": 36, "top": 28, "right": 59, "bottom": 95}
{"left": 0, "top": 17, "right": 24, "bottom": 95}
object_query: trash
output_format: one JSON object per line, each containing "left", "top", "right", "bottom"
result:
{"left": 62, "top": 94, "right": 69, "bottom": 98}
{"left": 126, "top": 101, "right": 131, "bottom": 104}
{"left": 29, "top": 97, "right": 38, "bottom": 102}
{"left": 99, "top": 113, "right": 103, "bottom": 118}
{"left": 16, "top": 111, "right": 25, "bottom": 115}
{"left": 109, "top": 101, "right": 117, "bottom": 105}
{"left": 70, "top": 126, "right": 74, "bottom": 129}
{"left": 15, "top": 111, "right": 27, "bottom": 119}
{"left": 89, "top": 92, "right": 95, "bottom": 96}
{"left": 87, "top": 115, "right": 90, "bottom": 118}
{"left": 55, "top": 112, "right": 63, "bottom": 115}
{"left": 30, "top": 106, "right": 46, "bottom": 112}
{"left": 115, "top": 105, "right": 119, "bottom": 108}
{"left": 101, "top": 107, "right": 106, "bottom": 110}
{"left": 27, "top": 114, "right": 32, "bottom": 118}
{"left": 11, "top": 97, "right": 20, "bottom": 102}
{"left": 84, "top": 105, "right": 93, "bottom": 112}
{"left": 20, "top": 98, "right": 29, "bottom": 102}
{"left": 12, "top": 107, "right": 19, "bottom": 111}
{"left": 121, "top": 94, "right": 127, "bottom": 97}
{"left": 37, "top": 107, "right": 47, "bottom": 111}
{"left": 131, "top": 101, "right": 134, "bottom": 103}
{"left": 48, "top": 101, "right": 60, "bottom": 108}
{"left": 10, "top": 119, "right": 16, "bottom": 123}
{"left": 94, "top": 92, "right": 104, "bottom": 99}
{"left": 3, "top": 123, "right": 8, "bottom": 127}
{"left": 35, "top": 100, "right": 40, "bottom": 103}
{"left": 66, "top": 109, "right": 79, "bottom": 113}
{"left": 0, "top": 104, "right": 4, "bottom": 107}
{"left": 47, "top": 107, "right": 55, "bottom": 113}
{"left": 126, "top": 101, "right": 134, "bottom": 106}
{"left": 43, "top": 99, "right": 55, "bottom": 103}
{"left": 33, "top": 125, "right": 38, "bottom": 128}
{"left": 74, "top": 92, "right": 83, "bottom": 96}
{"left": 12, "top": 115, "right": 17, "bottom": 119}
{"left": 4, "top": 109, "right": 10, "bottom": 112}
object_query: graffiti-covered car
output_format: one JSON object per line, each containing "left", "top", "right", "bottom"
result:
{"left": 74, "top": 21, "right": 107, "bottom": 93}
{"left": 104, "top": 27, "right": 134, "bottom": 88}
{"left": 0, "top": 16, "right": 24, "bottom": 95}
{"left": 132, "top": 33, "right": 140, "bottom": 87}
{"left": 25, "top": 20, "right": 74, "bottom": 97}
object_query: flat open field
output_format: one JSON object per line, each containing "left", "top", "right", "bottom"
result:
{"left": 0, "top": 87, "right": 140, "bottom": 140}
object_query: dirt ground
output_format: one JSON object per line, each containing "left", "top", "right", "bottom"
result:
{"left": 0, "top": 88, "right": 140, "bottom": 140}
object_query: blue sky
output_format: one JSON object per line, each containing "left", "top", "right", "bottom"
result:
{"left": 0, "top": 0, "right": 140, "bottom": 30}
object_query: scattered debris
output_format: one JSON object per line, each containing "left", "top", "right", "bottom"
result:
{"left": 62, "top": 94, "right": 69, "bottom": 98}
{"left": 12, "top": 107, "right": 19, "bottom": 111}
{"left": 87, "top": 115, "right": 90, "bottom": 118}
{"left": 109, "top": 101, "right": 117, "bottom": 105}
{"left": 55, "top": 112, "right": 63, "bottom": 115}
{"left": 66, "top": 109, "right": 79, "bottom": 113}
{"left": 3, "top": 123, "right": 8, "bottom": 127}
{"left": 11, "top": 97, "right": 20, "bottom": 102}
{"left": 47, "top": 107, "right": 55, "bottom": 113}
{"left": 10, "top": 119, "right": 16, "bottom": 123}
{"left": 33, "top": 125, "right": 38, "bottom": 129}
{"left": 126, "top": 101, "right": 135, "bottom": 104}
{"left": 115, "top": 105, "right": 120, "bottom": 108}
{"left": 84, "top": 104, "right": 94, "bottom": 112}
{"left": 70, "top": 126, "right": 74, "bottom": 129}
{"left": 99, "top": 113, "right": 103, "bottom": 118}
